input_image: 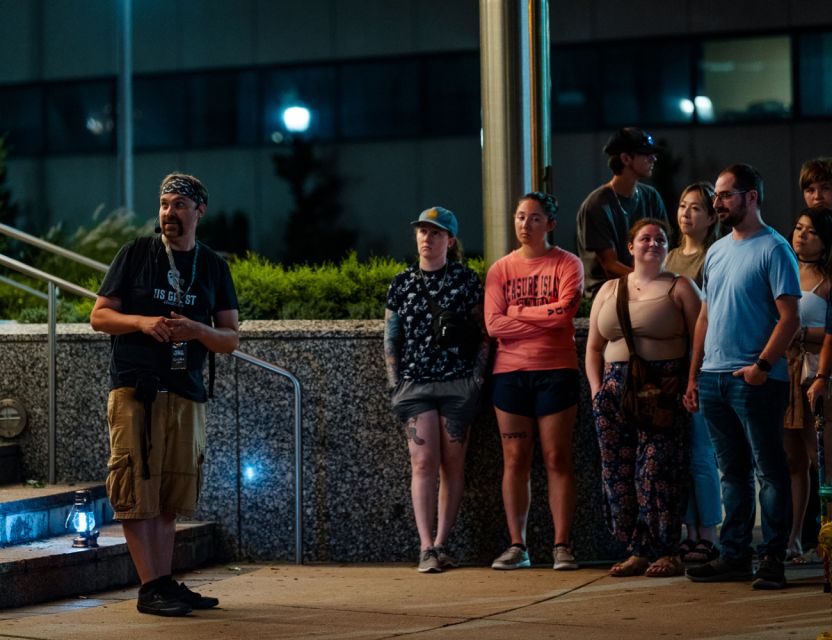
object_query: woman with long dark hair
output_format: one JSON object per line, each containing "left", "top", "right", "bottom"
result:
{"left": 484, "top": 192, "right": 584, "bottom": 571}
{"left": 786, "top": 207, "right": 832, "bottom": 562}
{"left": 665, "top": 182, "right": 723, "bottom": 564}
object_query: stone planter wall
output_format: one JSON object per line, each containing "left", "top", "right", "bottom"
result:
{"left": 0, "top": 319, "right": 624, "bottom": 564}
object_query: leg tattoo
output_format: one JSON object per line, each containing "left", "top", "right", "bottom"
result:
{"left": 501, "top": 431, "right": 528, "bottom": 439}
{"left": 443, "top": 419, "right": 469, "bottom": 445}
{"left": 403, "top": 417, "right": 425, "bottom": 445}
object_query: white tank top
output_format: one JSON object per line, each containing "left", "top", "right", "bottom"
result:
{"left": 799, "top": 280, "right": 827, "bottom": 328}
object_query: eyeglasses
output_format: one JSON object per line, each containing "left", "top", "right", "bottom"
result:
{"left": 712, "top": 190, "right": 748, "bottom": 202}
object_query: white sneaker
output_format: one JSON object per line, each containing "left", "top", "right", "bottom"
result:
{"left": 553, "top": 545, "right": 578, "bottom": 570}
{"left": 491, "top": 545, "right": 531, "bottom": 570}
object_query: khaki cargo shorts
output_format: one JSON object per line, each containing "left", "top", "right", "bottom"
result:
{"left": 105, "top": 387, "right": 206, "bottom": 520}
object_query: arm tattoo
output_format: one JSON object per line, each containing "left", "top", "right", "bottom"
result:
{"left": 383, "top": 310, "right": 403, "bottom": 389}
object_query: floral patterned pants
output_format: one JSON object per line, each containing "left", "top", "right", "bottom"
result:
{"left": 592, "top": 359, "right": 689, "bottom": 558}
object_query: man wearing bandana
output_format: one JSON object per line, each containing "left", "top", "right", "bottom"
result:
{"left": 91, "top": 173, "right": 239, "bottom": 616}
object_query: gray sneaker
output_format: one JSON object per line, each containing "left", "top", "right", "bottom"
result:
{"left": 434, "top": 545, "right": 459, "bottom": 569}
{"left": 553, "top": 545, "right": 578, "bottom": 570}
{"left": 418, "top": 548, "right": 442, "bottom": 573}
{"left": 492, "top": 544, "right": 531, "bottom": 570}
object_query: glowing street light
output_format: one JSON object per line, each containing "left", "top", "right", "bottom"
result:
{"left": 282, "top": 106, "right": 311, "bottom": 133}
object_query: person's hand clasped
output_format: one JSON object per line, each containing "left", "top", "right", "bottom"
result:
{"left": 140, "top": 316, "right": 172, "bottom": 343}
{"left": 165, "top": 311, "right": 202, "bottom": 342}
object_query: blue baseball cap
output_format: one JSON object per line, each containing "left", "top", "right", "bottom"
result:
{"left": 410, "top": 206, "right": 458, "bottom": 236}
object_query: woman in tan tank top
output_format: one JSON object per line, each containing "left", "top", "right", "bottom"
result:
{"left": 586, "top": 218, "right": 701, "bottom": 578}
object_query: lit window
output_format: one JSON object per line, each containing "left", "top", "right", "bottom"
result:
{"left": 699, "top": 36, "right": 792, "bottom": 122}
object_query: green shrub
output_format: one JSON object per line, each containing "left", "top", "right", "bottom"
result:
{"left": 1, "top": 207, "right": 591, "bottom": 322}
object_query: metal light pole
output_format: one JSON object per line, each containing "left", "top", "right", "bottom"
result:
{"left": 117, "top": 0, "right": 134, "bottom": 213}
{"left": 479, "top": 0, "right": 552, "bottom": 264}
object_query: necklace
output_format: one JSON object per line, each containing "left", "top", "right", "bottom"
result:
{"left": 609, "top": 182, "right": 640, "bottom": 218}
{"left": 419, "top": 263, "right": 448, "bottom": 293}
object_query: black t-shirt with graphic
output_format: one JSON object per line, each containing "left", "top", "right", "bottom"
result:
{"left": 386, "top": 261, "right": 483, "bottom": 382}
{"left": 98, "top": 236, "right": 238, "bottom": 402}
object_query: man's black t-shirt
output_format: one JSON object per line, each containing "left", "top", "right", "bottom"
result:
{"left": 98, "top": 236, "right": 238, "bottom": 402}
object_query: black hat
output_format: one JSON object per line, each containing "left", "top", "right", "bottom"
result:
{"left": 603, "top": 127, "right": 658, "bottom": 156}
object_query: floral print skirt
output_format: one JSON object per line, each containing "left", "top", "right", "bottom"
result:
{"left": 592, "top": 358, "right": 689, "bottom": 558}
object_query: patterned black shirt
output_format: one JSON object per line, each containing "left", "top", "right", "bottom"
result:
{"left": 386, "top": 262, "right": 483, "bottom": 382}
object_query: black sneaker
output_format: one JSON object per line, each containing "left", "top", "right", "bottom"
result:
{"left": 136, "top": 584, "right": 192, "bottom": 617}
{"left": 685, "top": 557, "right": 753, "bottom": 582}
{"left": 752, "top": 555, "right": 787, "bottom": 590}
{"left": 173, "top": 581, "right": 220, "bottom": 609}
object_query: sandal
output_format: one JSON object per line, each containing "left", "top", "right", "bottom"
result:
{"left": 684, "top": 540, "right": 719, "bottom": 564}
{"left": 678, "top": 538, "right": 697, "bottom": 562}
{"left": 609, "top": 555, "right": 649, "bottom": 577}
{"left": 645, "top": 555, "right": 684, "bottom": 578}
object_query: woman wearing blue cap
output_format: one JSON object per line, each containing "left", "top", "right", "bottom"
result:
{"left": 384, "top": 206, "right": 489, "bottom": 573}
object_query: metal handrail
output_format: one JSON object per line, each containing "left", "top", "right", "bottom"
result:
{"left": 0, "top": 225, "right": 305, "bottom": 563}
{"left": 0, "top": 222, "right": 109, "bottom": 273}
{"left": 230, "top": 350, "right": 303, "bottom": 564}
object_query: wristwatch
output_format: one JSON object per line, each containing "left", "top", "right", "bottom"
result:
{"left": 755, "top": 357, "right": 772, "bottom": 372}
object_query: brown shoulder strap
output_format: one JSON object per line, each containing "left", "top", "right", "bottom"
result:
{"left": 615, "top": 274, "right": 638, "bottom": 357}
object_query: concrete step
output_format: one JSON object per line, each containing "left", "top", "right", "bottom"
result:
{"left": 0, "top": 483, "right": 113, "bottom": 547}
{"left": 0, "top": 520, "right": 216, "bottom": 609}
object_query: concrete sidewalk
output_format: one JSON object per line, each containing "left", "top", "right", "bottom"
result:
{"left": 0, "top": 562, "right": 829, "bottom": 640}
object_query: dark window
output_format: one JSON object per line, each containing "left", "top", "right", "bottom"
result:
{"left": 798, "top": 31, "right": 832, "bottom": 117}
{"left": 552, "top": 47, "right": 601, "bottom": 130}
{"left": 423, "top": 54, "right": 480, "bottom": 136}
{"left": 0, "top": 85, "right": 43, "bottom": 155}
{"left": 44, "top": 81, "right": 116, "bottom": 153}
{"left": 601, "top": 41, "right": 693, "bottom": 127}
{"left": 262, "top": 65, "right": 337, "bottom": 143}
{"left": 339, "top": 59, "right": 421, "bottom": 139}
{"left": 134, "top": 75, "right": 187, "bottom": 149}
{"left": 188, "top": 71, "right": 259, "bottom": 147}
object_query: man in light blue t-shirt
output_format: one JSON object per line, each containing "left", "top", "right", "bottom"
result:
{"left": 684, "top": 164, "right": 800, "bottom": 591}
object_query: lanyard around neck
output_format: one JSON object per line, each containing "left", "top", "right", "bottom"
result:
{"left": 161, "top": 235, "right": 199, "bottom": 309}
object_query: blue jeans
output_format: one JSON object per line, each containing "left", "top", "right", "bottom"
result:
{"left": 697, "top": 372, "right": 791, "bottom": 561}
{"left": 684, "top": 410, "right": 723, "bottom": 528}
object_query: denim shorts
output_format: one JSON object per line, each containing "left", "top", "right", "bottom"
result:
{"left": 390, "top": 376, "right": 482, "bottom": 425}
{"left": 492, "top": 368, "right": 579, "bottom": 418}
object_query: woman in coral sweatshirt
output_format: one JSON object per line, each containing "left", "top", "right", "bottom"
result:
{"left": 484, "top": 191, "right": 584, "bottom": 571}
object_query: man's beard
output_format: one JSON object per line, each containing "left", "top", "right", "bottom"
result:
{"left": 718, "top": 201, "right": 746, "bottom": 228}
{"left": 162, "top": 217, "right": 183, "bottom": 236}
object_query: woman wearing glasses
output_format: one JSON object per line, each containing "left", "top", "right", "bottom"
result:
{"left": 665, "top": 183, "right": 723, "bottom": 565}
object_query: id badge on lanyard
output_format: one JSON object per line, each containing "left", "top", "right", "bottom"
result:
{"left": 162, "top": 237, "right": 199, "bottom": 371}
